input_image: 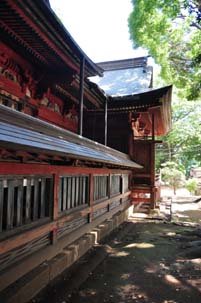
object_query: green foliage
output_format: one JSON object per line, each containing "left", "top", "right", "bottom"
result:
{"left": 156, "top": 97, "right": 201, "bottom": 173}
{"left": 161, "top": 161, "right": 186, "bottom": 194}
{"left": 186, "top": 178, "right": 198, "bottom": 194}
{"left": 129, "top": 0, "right": 201, "bottom": 100}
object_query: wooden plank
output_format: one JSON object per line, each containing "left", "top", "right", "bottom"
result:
{"left": 96, "top": 177, "right": 99, "bottom": 200}
{"left": 103, "top": 177, "right": 105, "bottom": 198}
{"left": 82, "top": 177, "right": 86, "bottom": 204}
{"left": 0, "top": 163, "right": 131, "bottom": 176}
{"left": 16, "top": 179, "right": 23, "bottom": 226}
{"left": 57, "top": 205, "right": 90, "bottom": 225}
{"left": 7, "top": 180, "right": 14, "bottom": 229}
{"left": 93, "top": 176, "right": 96, "bottom": 201}
{"left": 40, "top": 178, "right": 46, "bottom": 218}
{"left": 48, "top": 178, "right": 54, "bottom": 216}
{"left": 67, "top": 177, "right": 71, "bottom": 210}
{"left": 71, "top": 177, "right": 75, "bottom": 208}
{"left": 0, "top": 180, "right": 4, "bottom": 232}
{"left": 107, "top": 175, "right": 111, "bottom": 211}
{"left": 88, "top": 174, "right": 94, "bottom": 222}
{"left": 58, "top": 177, "right": 62, "bottom": 213}
{"left": 62, "top": 177, "right": 67, "bottom": 211}
{"left": 75, "top": 177, "right": 79, "bottom": 207}
{"left": 25, "top": 179, "right": 31, "bottom": 223}
{"left": 53, "top": 174, "right": 59, "bottom": 220}
{"left": 79, "top": 177, "right": 83, "bottom": 206}
{"left": 132, "top": 198, "right": 151, "bottom": 203}
{"left": 97, "top": 176, "right": 99, "bottom": 200}
{"left": 0, "top": 221, "right": 56, "bottom": 255}
{"left": 98, "top": 177, "right": 101, "bottom": 199}
{"left": 33, "top": 178, "right": 39, "bottom": 220}
{"left": 99, "top": 177, "right": 102, "bottom": 199}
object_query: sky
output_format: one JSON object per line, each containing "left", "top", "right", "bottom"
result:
{"left": 50, "top": 0, "right": 147, "bottom": 63}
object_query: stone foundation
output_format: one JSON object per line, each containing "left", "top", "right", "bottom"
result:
{"left": 0, "top": 208, "right": 129, "bottom": 303}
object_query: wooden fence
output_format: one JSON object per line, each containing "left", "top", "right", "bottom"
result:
{"left": 0, "top": 163, "right": 131, "bottom": 276}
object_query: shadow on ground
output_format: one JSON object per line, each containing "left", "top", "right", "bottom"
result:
{"left": 33, "top": 219, "right": 201, "bottom": 303}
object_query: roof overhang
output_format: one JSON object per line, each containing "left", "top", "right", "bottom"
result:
{"left": 0, "top": 0, "right": 103, "bottom": 77}
{"left": 108, "top": 85, "right": 172, "bottom": 136}
{"left": 0, "top": 105, "right": 142, "bottom": 169}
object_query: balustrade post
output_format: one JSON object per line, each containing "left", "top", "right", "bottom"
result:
{"left": 88, "top": 174, "right": 94, "bottom": 222}
{"left": 107, "top": 174, "right": 111, "bottom": 212}
{"left": 51, "top": 173, "right": 59, "bottom": 244}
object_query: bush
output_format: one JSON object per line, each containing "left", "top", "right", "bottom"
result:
{"left": 186, "top": 178, "right": 198, "bottom": 195}
{"left": 161, "top": 161, "right": 186, "bottom": 195}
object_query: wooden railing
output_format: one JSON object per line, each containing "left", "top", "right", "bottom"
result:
{"left": 111, "top": 174, "right": 121, "bottom": 196}
{"left": 0, "top": 175, "right": 53, "bottom": 234}
{"left": 93, "top": 175, "right": 108, "bottom": 202}
{"left": 0, "top": 163, "right": 131, "bottom": 277}
{"left": 58, "top": 175, "right": 89, "bottom": 213}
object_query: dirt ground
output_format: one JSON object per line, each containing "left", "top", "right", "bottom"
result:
{"left": 33, "top": 194, "right": 201, "bottom": 303}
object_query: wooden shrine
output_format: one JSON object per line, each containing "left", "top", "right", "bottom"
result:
{"left": 0, "top": 0, "right": 172, "bottom": 300}
{"left": 85, "top": 60, "right": 172, "bottom": 212}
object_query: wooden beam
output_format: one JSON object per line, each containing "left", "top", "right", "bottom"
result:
{"left": 53, "top": 174, "right": 59, "bottom": 220}
{"left": 88, "top": 174, "right": 94, "bottom": 223}
{"left": 0, "top": 163, "right": 131, "bottom": 175}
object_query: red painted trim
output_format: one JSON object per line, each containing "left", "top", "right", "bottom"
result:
{"left": 37, "top": 107, "right": 77, "bottom": 132}
{"left": 0, "top": 163, "right": 131, "bottom": 175}
{"left": 132, "top": 198, "right": 151, "bottom": 203}
{"left": 0, "top": 190, "right": 130, "bottom": 255}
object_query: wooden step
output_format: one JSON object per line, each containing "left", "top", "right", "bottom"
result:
{"left": 133, "top": 202, "right": 150, "bottom": 214}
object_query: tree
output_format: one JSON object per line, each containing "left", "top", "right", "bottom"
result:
{"left": 161, "top": 161, "right": 186, "bottom": 194}
{"left": 156, "top": 98, "right": 201, "bottom": 173}
{"left": 186, "top": 178, "right": 198, "bottom": 194}
{"left": 128, "top": 0, "right": 201, "bottom": 100}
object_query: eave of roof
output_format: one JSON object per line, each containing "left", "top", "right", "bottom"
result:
{"left": 0, "top": 105, "right": 142, "bottom": 169}
{"left": 97, "top": 56, "right": 149, "bottom": 71}
{"left": 0, "top": 0, "right": 103, "bottom": 77}
{"left": 110, "top": 85, "right": 172, "bottom": 102}
{"left": 40, "top": 0, "right": 103, "bottom": 77}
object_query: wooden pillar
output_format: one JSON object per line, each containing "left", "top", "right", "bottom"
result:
{"left": 78, "top": 56, "right": 85, "bottom": 136}
{"left": 53, "top": 173, "right": 59, "bottom": 220}
{"left": 128, "top": 112, "right": 134, "bottom": 157}
{"left": 104, "top": 97, "right": 108, "bottom": 146}
{"left": 152, "top": 113, "right": 155, "bottom": 141}
{"left": 107, "top": 174, "right": 111, "bottom": 212}
{"left": 150, "top": 114, "right": 156, "bottom": 208}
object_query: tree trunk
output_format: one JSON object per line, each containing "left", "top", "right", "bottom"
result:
{"left": 173, "top": 185, "right": 176, "bottom": 195}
